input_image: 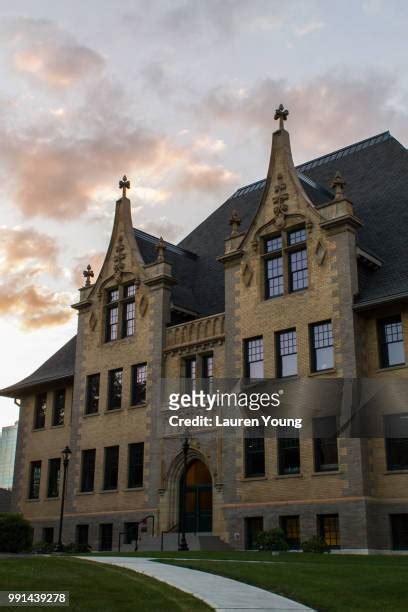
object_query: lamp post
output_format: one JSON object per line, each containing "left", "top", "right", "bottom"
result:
{"left": 55, "top": 445, "right": 72, "bottom": 552}
{"left": 178, "top": 437, "right": 189, "bottom": 551}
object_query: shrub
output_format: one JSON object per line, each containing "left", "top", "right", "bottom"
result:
{"left": 301, "top": 536, "right": 331, "bottom": 553}
{"left": 0, "top": 513, "right": 33, "bottom": 553}
{"left": 32, "top": 541, "right": 55, "bottom": 554}
{"left": 256, "top": 528, "right": 289, "bottom": 552}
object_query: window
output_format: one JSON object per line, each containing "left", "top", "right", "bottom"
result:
{"left": 80, "top": 449, "right": 96, "bottom": 492}
{"left": 311, "top": 321, "right": 334, "bottom": 372}
{"left": 390, "top": 514, "right": 408, "bottom": 550}
{"left": 264, "top": 235, "right": 284, "bottom": 299}
{"left": 184, "top": 357, "right": 197, "bottom": 393}
{"left": 108, "top": 368, "right": 123, "bottom": 410}
{"left": 289, "top": 248, "right": 308, "bottom": 292}
{"left": 385, "top": 414, "right": 408, "bottom": 471}
{"left": 76, "top": 524, "right": 89, "bottom": 547}
{"left": 28, "top": 461, "right": 41, "bottom": 499}
{"left": 244, "top": 337, "right": 264, "bottom": 379}
{"left": 276, "top": 329, "right": 297, "bottom": 377}
{"left": 379, "top": 316, "right": 405, "bottom": 368}
{"left": 244, "top": 437, "right": 265, "bottom": 477}
{"left": 202, "top": 354, "right": 214, "bottom": 393}
{"left": 128, "top": 442, "right": 144, "bottom": 488}
{"left": 42, "top": 527, "right": 54, "bottom": 544}
{"left": 99, "top": 523, "right": 113, "bottom": 551}
{"left": 34, "top": 393, "right": 46, "bottom": 429}
{"left": 131, "top": 364, "right": 147, "bottom": 405}
{"left": 288, "top": 228, "right": 306, "bottom": 245}
{"left": 278, "top": 433, "right": 300, "bottom": 475}
{"left": 47, "top": 458, "right": 61, "bottom": 498}
{"left": 103, "top": 446, "right": 119, "bottom": 490}
{"left": 52, "top": 389, "right": 65, "bottom": 426}
{"left": 123, "top": 284, "right": 136, "bottom": 337}
{"left": 86, "top": 374, "right": 100, "bottom": 414}
{"left": 318, "top": 514, "right": 340, "bottom": 548}
{"left": 124, "top": 522, "right": 138, "bottom": 544}
{"left": 106, "top": 304, "right": 119, "bottom": 341}
{"left": 245, "top": 517, "right": 263, "bottom": 550}
{"left": 314, "top": 416, "right": 339, "bottom": 472}
{"left": 280, "top": 516, "right": 300, "bottom": 549}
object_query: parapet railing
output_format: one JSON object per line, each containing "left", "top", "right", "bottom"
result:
{"left": 165, "top": 313, "right": 225, "bottom": 353}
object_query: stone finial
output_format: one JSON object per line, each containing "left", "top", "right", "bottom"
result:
{"left": 155, "top": 236, "right": 166, "bottom": 263}
{"left": 119, "top": 174, "right": 130, "bottom": 198}
{"left": 83, "top": 264, "right": 94, "bottom": 287}
{"left": 331, "top": 171, "right": 346, "bottom": 200}
{"left": 229, "top": 209, "right": 241, "bottom": 236}
{"left": 274, "top": 103, "right": 289, "bottom": 130}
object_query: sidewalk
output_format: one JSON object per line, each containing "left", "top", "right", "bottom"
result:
{"left": 78, "top": 556, "right": 314, "bottom": 611}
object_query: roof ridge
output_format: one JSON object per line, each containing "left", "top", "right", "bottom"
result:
{"left": 133, "top": 227, "right": 197, "bottom": 259}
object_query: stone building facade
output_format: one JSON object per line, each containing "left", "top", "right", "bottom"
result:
{"left": 2, "top": 107, "right": 408, "bottom": 552}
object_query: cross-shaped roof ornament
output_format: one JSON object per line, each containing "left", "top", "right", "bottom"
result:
{"left": 83, "top": 264, "right": 94, "bottom": 287}
{"left": 274, "top": 104, "right": 289, "bottom": 130}
{"left": 119, "top": 175, "right": 130, "bottom": 198}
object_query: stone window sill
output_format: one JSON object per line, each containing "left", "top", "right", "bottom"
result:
{"left": 45, "top": 496, "right": 60, "bottom": 501}
{"left": 308, "top": 368, "right": 337, "bottom": 377}
{"left": 376, "top": 364, "right": 407, "bottom": 373}
{"left": 76, "top": 490, "right": 95, "bottom": 495}
{"left": 104, "top": 408, "right": 123, "bottom": 414}
{"left": 123, "top": 487, "right": 144, "bottom": 491}
{"left": 129, "top": 402, "right": 147, "bottom": 410}
{"left": 312, "top": 470, "right": 342, "bottom": 477}
{"left": 25, "top": 498, "right": 40, "bottom": 502}
{"left": 32, "top": 427, "right": 46, "bottom": 432}
{"left": 51, "top": 424, "right": 64, "bottom": 429}
{"left": 384, "top": 469, "right": 408, "bottom": 475}
{"left": 100, "top": 489, "right": 118, "bottom": 494}
{"left": 83, "top": 411, "right": 99, "bottom": 418}
{"left": 241, "top": 476, "right": 267, "bottom": 481}
{"left": 275, "top": 473, "right": 303, "bottom": 479}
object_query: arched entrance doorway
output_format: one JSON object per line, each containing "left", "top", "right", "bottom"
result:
{"left": 180, "top": 459, "right": 212, "bottom": 533}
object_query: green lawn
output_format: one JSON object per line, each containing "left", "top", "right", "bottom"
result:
{"left": 0, "top": 557, "right": 211, "bottom": 612}
{"left": 157, "top": 553, "right": 408, "bottom": 612}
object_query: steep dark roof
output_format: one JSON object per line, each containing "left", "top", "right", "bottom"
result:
{"left": 0, "top": 336, "right": 76, "bottom": 397}
{"left": 2, "top": 131, "right": 407, "bottom": 396}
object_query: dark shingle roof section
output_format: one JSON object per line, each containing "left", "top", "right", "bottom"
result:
{"left": 0, "top": 336, "right": 76, "bottom": 397}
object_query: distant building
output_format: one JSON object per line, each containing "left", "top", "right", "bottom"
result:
{"left": 0, "top": 422, "right": 18, "bottom": 489}
{"left": 0, "top": 488, "right": 11, "bottom": 512}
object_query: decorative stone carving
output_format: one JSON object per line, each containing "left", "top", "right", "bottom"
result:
{"left": 272, "top": 173, "right": 289, "bottom": 228}
{"left": 229, "top": 210, "right": 241, "bottom": 236}
{"left": 155, "top": 236, "right": 166, "bottom": 263}
{"left": 89, "top": 312, "right": 97, "bottom": 331}
{"left": 242, "top": 262, "right": 253, "bottom": 287}
{"left": 139, "top": 293, "right": 149, "bottom": 317}
{"left": 315, "top": 240, "right": 327, "bottom": 265}
{"left": 83, "top": 264, "right": 94, "bottom": 287}
{"left": 113, "top": 235, "right": 126, "bottom": 281}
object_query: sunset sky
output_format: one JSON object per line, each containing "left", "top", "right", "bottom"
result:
{"left": 1, "top": 0, "right": 408, "bottom": 427}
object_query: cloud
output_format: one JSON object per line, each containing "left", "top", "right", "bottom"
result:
{"left": 0, "top": 227, "right": 59, "bottom": 274}
{"left": 294, "top": 21, "right": 325, "bottom": 36}
{"left": 0, "top": 284, "right": 72, "bottom": 330}
{"left": 2, "top": 17, "right": 105, "bottom": 87}
{"left": 194, "top": 72, "right": 408, "bottom": 162}
{"left": 176, "top": 162, "right": 239, "bottom": 192}
{"left": 138, "top": 218, "right": 184, "bottom": 243}
{"left": 193, "top": 136, "right": 226, "bottom": 153}
{"left": 71, "top": 251, "right": 105, "bottom": 288}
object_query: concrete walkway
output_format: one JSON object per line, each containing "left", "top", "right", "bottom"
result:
{"left": 78, "top": 556, "right": 313, "bottom": 611}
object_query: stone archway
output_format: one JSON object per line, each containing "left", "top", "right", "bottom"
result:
{"left": 180, "top": 459, "right": 212, "bottom": 533}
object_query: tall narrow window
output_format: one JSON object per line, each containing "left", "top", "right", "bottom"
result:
{"left": 311, "top": 321, "right": 334, "bottom": 372}
{"left": 76, "top": 524, "right": 89, "bottom": 546}
{"left": 123, "top": 284, "right": 136, "bottom": 337}
{"left": 379, "top": 315, "right": 405, "bottom": 368}
{"left": 313, "top": 416, "right": 338, "bottom": 472}
{"left": 42, "top": 527, "right": 54, "bottom": 544}
{"left": 103, "top": 446, "right": 119, "bottom": 490}
{"left": 106, "top": 287, "right": 119, "bottom": 342}
{"left": 128, "top": 442, "right": 144, "bottom": 488}
{"left": 47, "top": 458, "right": 61, "bottom": 498}
{"left": 124, "top": 522, "right": 138, "bottom": 544}
{"left": 280, "top": 516, "right": 300, "bottom": 549}
{"left": 264, "top": 235, "right": 283, "bottom": 299}
{"left": 80, "top": 449, "right": 96, "bottom": 492}
{"left": 86, "top": 374, "right": 100, "bottom": 414}
{"left": 99, "top": 523, "right": 113, "bottom": 551}
{"left": 184, "top": 357, "right": 196, "bottom": 393}
{"left": 34, "top": 393, "right": 46, "bottom": 429}
{"left": 244, "top": 437, "right": 265, "bottom": 477}
{"left": 277, "top": 329, "right": 297, "bottom": 377}
{"left": 52, "top": 389, "right": 65, "bottom": 426}
{"left": 390, "top": 514, "right": 408, "bottom": 550}
{"left": 108, "top": 368, "right": 123, "bottom": 410}
{"left": 131, "top": 363, "right": 147, "bottom": 405}
{"left": 244, "top": 337, "right": 264, "bottom": 379}
{"left": 385, "top": 414, "right": 408, "bottom": 471}
{"left": 289, "top": 249, "right": 308, "bottom": 292}
{"left": 318, "top": 514, "right": 340, "bottom": 548}
{"left": 278, "top": 431, "right": 300, "bottom": 475}
{"left": 28, "top": 461, "right": 41, "bottom": 499}
{"left": 202, "top": 354, "right": 214, "bottom": 393}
